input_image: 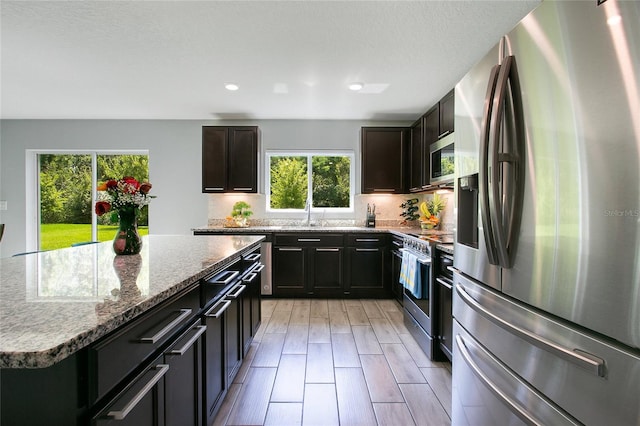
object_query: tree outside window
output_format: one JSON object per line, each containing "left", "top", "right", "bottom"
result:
{"left": 268, "top": 153, "right": 352, "bottom": 210}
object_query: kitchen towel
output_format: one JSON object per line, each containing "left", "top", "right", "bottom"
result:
{"left": 399, "top": 249, "right": 422, "bottom": 299}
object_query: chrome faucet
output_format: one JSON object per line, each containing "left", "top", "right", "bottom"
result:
{"left": 305, "top": 198, "right": 311, "bottom": 225}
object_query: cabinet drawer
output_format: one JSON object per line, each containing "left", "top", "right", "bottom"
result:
{"left": 274, "top": 233, "right": 344, "bottom": 247}
{"left": 346, "top": 234, "right": 388, "bottom": 247}
{"left": 89, "top": 284, "right": 200, "bottom": 403}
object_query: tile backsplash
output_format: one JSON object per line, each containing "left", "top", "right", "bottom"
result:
{"left": 206, "top": 191, "right": 454, "bottom": 231}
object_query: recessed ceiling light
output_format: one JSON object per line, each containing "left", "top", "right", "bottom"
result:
{"left": 225, "top": 83, "right": 239, "bottom": 91}
{"left": 349, "top": 82, "right": 364, "bottom": 91}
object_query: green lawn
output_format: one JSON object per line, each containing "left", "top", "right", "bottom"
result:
{"left": 40, "top": 223, "right": 149, "bottom": 251}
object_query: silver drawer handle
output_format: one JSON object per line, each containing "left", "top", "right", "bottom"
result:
{"left": 251, "top": 263, "right": 265, "bottom": 273}
{"left": 436, "top": 277, "right": 453, "bottom": 290}
{"left": 455, "top": 284, "right": 605, "bottom": 377}
{"left": 139, "top": 309, "right": 192, "bottom": 344}
{"left": 244, "top": 253, "right": 261, "bottom": 261}
{"left": 298, "top": 238, "right": 321, "bottom": 242}
{"left": 233, "top": 187, "right": 253, "bottom": 191}
{"left": 438, "top": 130, "right": 452, "bottom": 138}
{"left": 454, "top": 335, "right": 542, "bottom": 426}
{"left": 226, "top": 283, "right": 246, "bottom": 299}
{"left": 205, "top": 299, "right": 231, "bottom": 318}
{"left": 207, "top": 270, "right": 239, "bottom": 285}
{"left": 204, "top": 187, "right": 224, "bottom": 191}
{"left": 373, "top": 189, "right": 395, "bottom": 192}
{"left": 278, "top": 247, "right": 303, "bottom": 252}
{"left": 355, "top": 248, "right": 378, "bottom": 252}
{"left": 242, "top": 273, "right": 257, "bottom": 283}
{"left": 166, "top": 325, "right": 206, "bottom": 356}
{"left": 355, "top": 238, "right": 379, "bottom": 242}
{"left": 316, "top": 248, "right": 340, "bottom": 252}
{"left": 107, "top": 364, "right": 169, "bottom": 420}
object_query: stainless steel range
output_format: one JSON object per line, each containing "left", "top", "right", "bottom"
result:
{"left": 401, "top": 236, "right": 437, "bottom": 360}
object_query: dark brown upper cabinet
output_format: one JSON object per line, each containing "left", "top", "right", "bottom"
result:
{"left": 361, "top": 127, "right": 409, "bottom": 194}
{"left": 439, "top": 89, "right": 455, "bottom": 139}
{"left": 202, "top": 126, "right": 258, "bottom": 193}
{"left": 409, "top": 118, "right": 424, "bottom": 192}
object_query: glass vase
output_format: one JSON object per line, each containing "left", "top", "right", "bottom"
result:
{"left": 113, "top": 206, "right": 142, "bottom": 255}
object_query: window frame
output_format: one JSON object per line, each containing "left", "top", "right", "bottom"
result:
{"left": 26, "top": 149, "right": 148, "bottom": 252}
{"left": 265, "top": 150, "right": 355, "bottom": 214}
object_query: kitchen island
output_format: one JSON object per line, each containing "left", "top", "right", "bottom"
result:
{"left": 0, "top": 234, "right": 264, "bottom": 425}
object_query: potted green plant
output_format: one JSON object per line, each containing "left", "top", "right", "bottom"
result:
{"left": 229, "top": 201, "right": 253, "bottom": 227}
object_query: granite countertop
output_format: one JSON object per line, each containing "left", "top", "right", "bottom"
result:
{"left": 192, "top": 225, "right": 395, "bottom": 234}
{"left": 0, "top": 234, "right": 263, "bottom": 369}
{"left": 192, "top": 225, "right": 455, "bottom": 254}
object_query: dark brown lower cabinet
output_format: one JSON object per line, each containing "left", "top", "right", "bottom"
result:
{"left": 224, "top": 285, "right": 244, "bottom": 384}
{"left": 310, "top": 247, "right": 344, "bottom": 297}
{"left": 163, "top": 321, "right": 205, "bottom": 426}
{"left": 95, "top": 362, "right": 167, "bottom": 426}
{"left": 273, "top": 246, "right": 306, "bottom": 296}
{"left": 202, "top": 298, "right": 230, "bottom": 426}
{"left": 272, "top": 240, "right": 344, "bottom": 297}
{"left": 344, "top": 234, "right": 390, "bottom": 298}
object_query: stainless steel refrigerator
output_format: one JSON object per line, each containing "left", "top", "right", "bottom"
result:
{"left": 453, "top": 1, "right": 640, "bottom": 424}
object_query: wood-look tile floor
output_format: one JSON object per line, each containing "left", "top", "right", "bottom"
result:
{"left": 213, "top": 299, "right": 452, "bottom": 426}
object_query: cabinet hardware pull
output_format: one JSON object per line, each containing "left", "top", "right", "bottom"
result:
{"left": 278, "top": 247, "right": 303, "bottom": 252}
{"left": 226, "top": 283, "right": 246, "bottom": 299}
{"left": 204, "top": 187, "right": 224, "bottom": 191}
{"left": 207, "top": 270, "right": 239, "bottom": 285}
{"left": 373, "top": 189, "right": 395, "bottom": 192}
{"left": 166, "top": 325, "right": 207, "bottom": 356}
{"left": 455, "top": 284, "right": 605, "bottom": 377}
{"left": 244, "top": 253, "right": 261, "bottom": 261}
{"left": 107, "top": 364, "right": 169, "bottom": 420}
{"left": 438, "top": 130, "right": 451, "bottom": 138}
{"left": 355, "top": 248, "right": 378, "bottom": 252}
{"left": 251, "top": 263, "right": 265, "bottom": 273}
{"left": 139, "top": 309, "right": 192, "bottom": 344}
{"left": 355, "top": 238, "right": 379, "bottom": 242}
{"left": 316, "top": 248, "right": 340, "bottom": 252}
{"left": 205, "top": 299, "right": 231, "bottom": 318}
{"left": 242, "top": 273, "right": 257, "bottom": 283}
{"left": 298, "top": 238, "right": 321, "bottom": 242}
{"left": 436, "top": 277, "right": 453, "bottom": 290}
{"left": 233, "top": 187, "right": 253, "bottom": 191}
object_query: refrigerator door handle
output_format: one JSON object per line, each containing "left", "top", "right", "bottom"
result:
{"left": 455, "top": 334, "right": 544, "bottom": 426}
{"left": 479, "top": 64, "right": 502, "bottom": 266}
{"left": 488, "top": 55, "right": 526, "bottom": 269}
{"left": 456, "top": 284, "right": 606, "bottom": 377}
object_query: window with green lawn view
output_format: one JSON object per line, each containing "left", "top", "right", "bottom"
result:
{"left": 267, "top": 152, "right": 353, "bottom": 210}
{"left": 38, "top": 153, "right": 149, "bottom": 250}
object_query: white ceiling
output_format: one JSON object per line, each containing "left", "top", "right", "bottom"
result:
{"left": 1, "top": 1, "right": 540, "bottom": 121}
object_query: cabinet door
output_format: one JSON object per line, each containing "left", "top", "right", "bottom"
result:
{"left": 409, "top": 118, "right": 424, "bottom": 192}
{"left": 225, "top": 285, "right": 244, "bottom": 384}
{"left": 203, "top": 299, "right": 230, "bottom": 426}
{"left": 164, "top": 322, "right": 205, "bottom": 426}
{"left": 361, "top": 127, "right": 408, "bottom": 193}
{"left": 94, "top": 363, "right": 167, "bottom": 426}
{"left": 272, "top": 247, "right": 307, "bottom": 296}
{"left": 310, "top": 247, "right": 344, "bottom": 296}
{"left": 202, "top": 127, "right": 228, "bottom": 193}
{"left": 439, "top": 90, "right": 455, "bottom": 138}
{"left": 437, "top": 279, "right": 453, "bottom": 361}
{"left": 422, "top": 107, "right": 439, "bottom": 188}
{"left": 228, "top": 127, "right": 258, "bottom": 193}
{"left": 345, "top": 247, "right": 388, "bottom": 298}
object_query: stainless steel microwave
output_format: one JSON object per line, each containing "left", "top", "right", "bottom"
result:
{"left": 430, "top": 133, "right": 454, "bottom": 185}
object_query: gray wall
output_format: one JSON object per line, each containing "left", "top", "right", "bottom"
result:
{"left": 0, "top": 119, "right": 410, "bottom": 257}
